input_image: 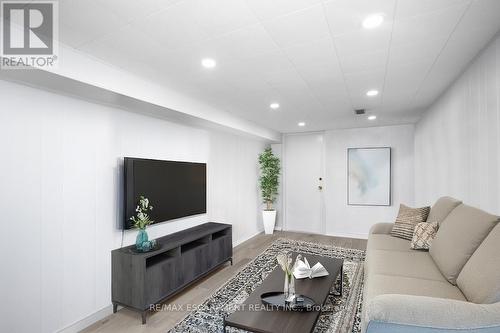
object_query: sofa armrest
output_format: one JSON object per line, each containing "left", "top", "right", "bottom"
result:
{"left": 369, "top": 223, "right": 394, "bottom": 235}
{"left": 365, "top": 294, "right": 500, "bottom": 333}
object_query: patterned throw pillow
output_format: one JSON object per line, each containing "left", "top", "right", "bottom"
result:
{"left": 411, "top": 222, "right": 439, "bottom": 250}
{"left": 390, "top": 204, "right": 431, "bottom": 240}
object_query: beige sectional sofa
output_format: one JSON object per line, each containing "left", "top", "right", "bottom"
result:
{"left": 362, "top": 197, "right": 500, "bottom": 333}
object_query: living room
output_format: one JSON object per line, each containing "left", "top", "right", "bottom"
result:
{"left": 1, "top": 1, "right": 499, "bottom": 332}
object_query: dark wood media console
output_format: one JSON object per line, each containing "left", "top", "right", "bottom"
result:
{"left": 111, "top": 222, "right": 232, "bottom": 324}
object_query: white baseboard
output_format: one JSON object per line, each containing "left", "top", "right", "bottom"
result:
{"left": 280, "top": 228, "right": 368, "bottom": 240}
{"left": 56, "top": 304, "right": 113, "bottom": 333}
{"left": 233, "top": 228, "right": 264, "bottom": 247}
{"left": 327, "top": 231, "right": 368, "bottom": 240}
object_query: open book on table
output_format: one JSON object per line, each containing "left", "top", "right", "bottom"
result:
{"left": 293, "top": 257, "right": 329, "bottom": 279}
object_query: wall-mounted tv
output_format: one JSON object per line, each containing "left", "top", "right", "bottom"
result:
{"left": 124, "top": 157, "right": 207, "bottom": 229}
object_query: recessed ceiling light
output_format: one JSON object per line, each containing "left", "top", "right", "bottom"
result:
{"left": 270, "top": 103, "right": 280, "bottom": 110}
{"left": 201, "top": 58, "right": 216, "bottom": 69}
{"left": 362, "top": 14, "right": 384, "bottom": 29}
{"left": 298, "top": 122, "right": 306, "bottom": 127}
{"left": 366, "top": 90, "right": 379, "bottom": 97}
{"left": 368, "top": 115, "right": 377, "bottom": 121}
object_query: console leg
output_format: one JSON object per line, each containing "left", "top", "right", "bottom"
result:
{"left": 113, "top": 303, "right": 118, "bottom": 314}
{"left": 230, "top": 257, "right": 233, "bottom": 266}
{"left": 141, "top": 311, "right": 147, "bottom": 325}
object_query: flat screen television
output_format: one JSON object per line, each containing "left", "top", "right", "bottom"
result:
{"left": 124, "top": 157, "right": 207, "bottom": 229}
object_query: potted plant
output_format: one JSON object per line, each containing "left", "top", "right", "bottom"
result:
{"left": 130, "top": 196, "right": 155, "bottom": 252}
{"left": 258, "top": 147, "right": 281, "bottom": 234}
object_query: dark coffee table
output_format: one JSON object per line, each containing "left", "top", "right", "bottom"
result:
{"left": 224, "top": 253, "right": 344, "bottom": 333}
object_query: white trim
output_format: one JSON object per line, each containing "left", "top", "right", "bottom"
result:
{"left": 279, "top": 228, "right": 327, "bottom": 236}
{"left": 281, "top": 133, "right": 287, "bottom": 231}
{"left": 319, "top": 132, "right": 327, "bottom": 235}
{"left": 281, "top": 227, "right": 369, "bottom": 241}
{"left": 233, "top": 229, "right": 264, "bottom": 247}
{"left": 56, "top": 305, "right": 113, "bottom": 333}
{"left": 327, "top": 232, "right": 369, "bottom": 240}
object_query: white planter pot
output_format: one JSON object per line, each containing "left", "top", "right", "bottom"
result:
{"left": 262, "top": 210, "right": 277, "bottom": 235}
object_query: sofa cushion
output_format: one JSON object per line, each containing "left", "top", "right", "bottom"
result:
{"left": 369, "top": 222, "right": 395, "bottom": 235}
{"left": 361, "top": 273, "right": 466, "bottom": 333}
{"left": 410, "top": 222, "right": 438, "bottom": 250}
{"left": 457, "top": 224, "right": 500, "bottom": 304}
{"left": 390, "top": 204, "right": 430, "bottom": 240}
{"left": 429, "top": 204, "right": 499, "bottom": 285}
{"left": 367, "top": 234, "right": 413, "bottom": 253}
{"left": 365, "top": 234, "right": 411, "bottom": 277}
{"left": 365, "top": 295, "right": 500, "bottom": 331}
{"left": 427, "top": 196, "right": 462, "bottom": 225}
{"left": 366, "top": 249, "right": 447, "bottom": 282}
{"left": 364, "top": 274, "right": 466, "bottom": 305}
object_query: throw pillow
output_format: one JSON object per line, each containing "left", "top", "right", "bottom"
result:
{"left": 410, "top": 222, "right": 438, "bottom": 250}
{"left": 391, "top": 204, "right": 431, "bottom": 240}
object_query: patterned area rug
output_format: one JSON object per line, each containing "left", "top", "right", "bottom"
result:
{"left": 169, "top": 238, "right": 365, "bottom": 333}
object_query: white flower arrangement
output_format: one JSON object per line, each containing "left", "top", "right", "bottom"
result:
{"left": 130, "top": 195, "right": 154, "bottom": 230}
{"left": 277, "top": 252, "right": 303, "bottom": 275}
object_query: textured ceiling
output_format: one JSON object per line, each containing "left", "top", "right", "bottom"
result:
{"left": 57, "top": 0, "right": 500, "bottom": 132}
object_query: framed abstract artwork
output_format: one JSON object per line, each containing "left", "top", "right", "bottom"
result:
{"left": 347, "top": 147, "right": 391, "bottom": 206}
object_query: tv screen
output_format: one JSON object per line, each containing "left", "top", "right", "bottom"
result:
{"left": 124, "top": 157, "right": 207, "bottom": 229}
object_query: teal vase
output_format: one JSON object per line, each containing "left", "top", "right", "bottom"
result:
{"left": 136, "top": 229, "right": 148, "bottom": 251}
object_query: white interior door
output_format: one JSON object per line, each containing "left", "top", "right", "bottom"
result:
{"left": 284, "top": 133, "right": 325, "bottom": 234}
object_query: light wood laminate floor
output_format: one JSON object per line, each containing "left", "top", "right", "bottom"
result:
{"left": 82, "top": 231, "right": 367, "bottom": 333}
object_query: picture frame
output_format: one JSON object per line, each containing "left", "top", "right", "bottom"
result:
{"left": 347, "top": 147, "right": 391, "bottom": 206}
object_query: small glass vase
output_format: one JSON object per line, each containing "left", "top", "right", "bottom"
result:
{"left": 136, "top": 229, "right": 148, "bottom": 251}
{"left": 284, "top": 271, "right": 296, "bottom": 303}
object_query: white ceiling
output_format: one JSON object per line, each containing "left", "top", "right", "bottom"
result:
{"left": 56, "top": 0, "right": 500, "bottom": 133}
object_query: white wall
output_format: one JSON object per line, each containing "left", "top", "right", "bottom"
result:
{"left": 208, "top": 132, "right": 265, "bottom": 243}
{"left": 0, "top": 79, "right": 267, "bottom": 333}
{"left": 280, "top": 125, "right": 414, "bottom": 239}
{"left": 324, "top": 125, "right": 415, "bottom": 238}
{"left": 415, "top": 35, "right": 500, "bottom": 215}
